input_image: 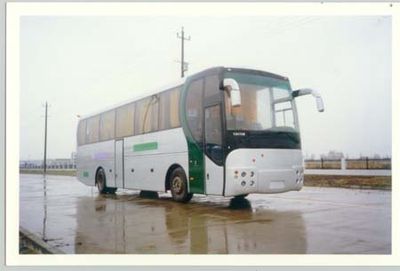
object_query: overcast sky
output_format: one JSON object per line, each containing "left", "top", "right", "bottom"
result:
{"left": 20, "top": 15, "right": 391, "bottom": 160}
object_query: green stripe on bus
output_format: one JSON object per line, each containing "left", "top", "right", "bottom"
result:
{"left": 133, "top": 142, "right": 158, "bottom": 152}
{"left": 83, "top": 171, "right": 89, "bottom": 177}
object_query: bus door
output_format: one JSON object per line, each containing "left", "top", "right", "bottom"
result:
{"left": 114, "top": 139, "right": 124, "bottom": 188}
{"left": 204, "top": 104, "right": 224, "bottom": 195}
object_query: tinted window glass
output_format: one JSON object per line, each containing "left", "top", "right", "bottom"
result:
{"left": 116, "top": 103, "right": 135, "bottom": 138}
{"left": 170, "top": 87, "right": 181, "bottom": 128}
{"left": 185, "top": 79, "right": 203, "bottom": 143}
{"left": 135, "top": 95, "right": 159, "bottom": 134}
{"left": 205, "top": 105, "right": 223, "bottom": 163}
{"left": 100, "top": 110, "right": 115, "bottom": 141}
{"left": 159, "top": 87, "right": 181, "bottom": 130}
{"left": 204, "top": 75, "right": 220, "bottom": 100}
{"left": 77, "top": 119, "right": 86, "bottom": 146}
{"left": 86, "top": 115, "right": 100, "bottom": 143}
{"left": 147, "top": 95, "right": 159, "bottom": 133}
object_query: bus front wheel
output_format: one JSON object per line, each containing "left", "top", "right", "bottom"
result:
{"left": 96, "top": 168, "right": 117, "bottom": 194}
{"left": 170, "top": 168, "right": 193, "bottom": 203}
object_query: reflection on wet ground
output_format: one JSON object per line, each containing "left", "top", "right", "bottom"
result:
{"left": 19, "top": 174, "right": 391, "bottom": 254}
{"left": 73, "top": 194, "right": 306, "bottom": 254}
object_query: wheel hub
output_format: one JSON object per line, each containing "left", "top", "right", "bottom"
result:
{"left": 172, "top": 177, "right": 183, "bottom": 194}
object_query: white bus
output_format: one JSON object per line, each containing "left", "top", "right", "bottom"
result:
{"left": 76, "top": 67, "right": 324, "bottom": 202}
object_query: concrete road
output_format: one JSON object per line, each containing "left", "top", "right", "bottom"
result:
{"left": 19, "top": 174, "right": 391, "bottom": 254}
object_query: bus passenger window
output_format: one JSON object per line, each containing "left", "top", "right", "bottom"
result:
{"left": 170, "top": 87, "right": 181, "bottom": 128}
{"left": 186, "top": 79, "right": 204, "bottom": 144}
{"left": 77, "top": 119, "right": 86, "bottom": 146}
{"left": 146, "top": 95, "right": 159, "bottom": 133}
{"left": 116, "top": 103, "right": 135, "bottom": 138}
{"left": 135, "top": 98, "right": 149, "bottom": 134}
{"left": 86, "top": 115, "right": 100, "bottom": 143}
{"left": 159, "top": 87, "right": 181, "bottom": 130}
{"left": 135, "top": 96, "right": 159, "bottom": 134}
{"left": 100, "top": 110, "right": 115, "bottom": 141}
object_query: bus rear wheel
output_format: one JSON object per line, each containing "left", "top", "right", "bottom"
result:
{"left": 96, "top": 168, "right": 117, "bottom": 194}
{"left": 170, "top": 168, "right": 192, "bottom": 203}
{"left": 234, "top": 194, "right": 248, "bottom": 199}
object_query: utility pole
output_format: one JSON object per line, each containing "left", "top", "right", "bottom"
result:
{"left": 43, "top": 102, "right": 48, "bottom": 175}
{"left": 176, "top": 26, "right": 190, "bottom": 78}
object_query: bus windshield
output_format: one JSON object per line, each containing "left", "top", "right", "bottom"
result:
{"left": 224, "top": 71, "right": 298, "bottom": 132}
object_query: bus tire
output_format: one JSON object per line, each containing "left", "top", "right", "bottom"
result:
{"left": 234, "top": 194, "right": 248, "bottom": 199}
{"left": 170, "top": 167, "right": 193, "bottom": 203}
{"left": 139, "top": 190, "right": 159, "bottom": 199}
{"left": 95, "top": 168, "right": 116, "bottom": 194}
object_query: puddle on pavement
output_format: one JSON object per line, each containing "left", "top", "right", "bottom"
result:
{"left": 71, "top": 193, "right": 307, "bottom": 254}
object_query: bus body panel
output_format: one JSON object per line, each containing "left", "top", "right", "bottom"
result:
{"left": 123, "top": 128, "right": 189, "bottom": 192}
{"left": 77, "top": 140, "right": 115, "bottom": 187}
{"left": 224, "top": 149, "right": 303, "bottom": 196}
{"left": 204, "top": 155, "right": 224, "bottom": 195}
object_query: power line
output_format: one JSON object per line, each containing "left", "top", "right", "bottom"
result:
{"left": 176, "top": 26, "right": 191, "bottom": 78}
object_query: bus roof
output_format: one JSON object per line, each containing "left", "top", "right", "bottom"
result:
{"left": 78, "top": 66, "right": 288, "bottom": 120}
{"left": 79, "top": 77, "right": 186, "bottom": 120}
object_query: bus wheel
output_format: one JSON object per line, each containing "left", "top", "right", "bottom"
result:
{"left": 96, "top": 168, "right": 107, "bottom": 194}
{"left": 139, "top": 190, "right": 159, "bottom": 199}
{"left": 234, "top": 194, "right": 248, "bottom": 199}
{"left": 170, "top": 168, "right": 193, "bottom": 203}
{"left": 96, "top": 168, "right": 116, "bottom": 194}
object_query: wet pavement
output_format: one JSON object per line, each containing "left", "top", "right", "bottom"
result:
{"left": 19, "top": 174, "right": 391, "bottom": 254}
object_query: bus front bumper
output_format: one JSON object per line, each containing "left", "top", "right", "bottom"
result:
{"left": 224, "top": 149, "right": 304, "bottom": 197}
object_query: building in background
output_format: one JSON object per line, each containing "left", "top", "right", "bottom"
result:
{"left": 20, "top": 152, "right": 76, "bottom": 169}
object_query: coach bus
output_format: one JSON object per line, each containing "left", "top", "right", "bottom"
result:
{"left": 76, "top": 66, "right": 324, "bottom": 202}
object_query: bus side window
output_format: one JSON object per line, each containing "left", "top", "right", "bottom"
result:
{"left": 116, "top": 102, "right": 135, "bottom": 138}
{"left": 135, "top": 98, "right": 148, "bottom": 135}
{"left": 159, "top": 87, "right": 181, "bottom": 130}
{"left": 99, "top": 110, "right": 115, "bottom": 141}
{"left": 186, "top": 79, "right": 204, "bottom": 144}
{"left": 135, "top": 96, "right": 159, "bottom": 134}
{"left": 77, "top": 119, "right": 87, "bottom": 146}
{"left": 170, "top": 87, "right": 181, "bottom": 128}
{"left": 86, "top": 115, "right": 100, "bottom": 144}
{"left": 159, "top": 88, "right": 180, "bottom": 130}
{"left": 146, "top": 95, "right": 159, "bottom": 133}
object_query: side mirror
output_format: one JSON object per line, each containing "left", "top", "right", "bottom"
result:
{"left": 292, "top": 88, "right": 324, "bottom": 112}
{"left": 223, "top": 78, "right": 241, "bottom": 107}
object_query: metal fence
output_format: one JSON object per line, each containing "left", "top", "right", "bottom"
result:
{"left": 20, "top": 163, "right": 76, "bottom": 169}
{"left": 304, "top": 158, "right": 391, "bottom": 170}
